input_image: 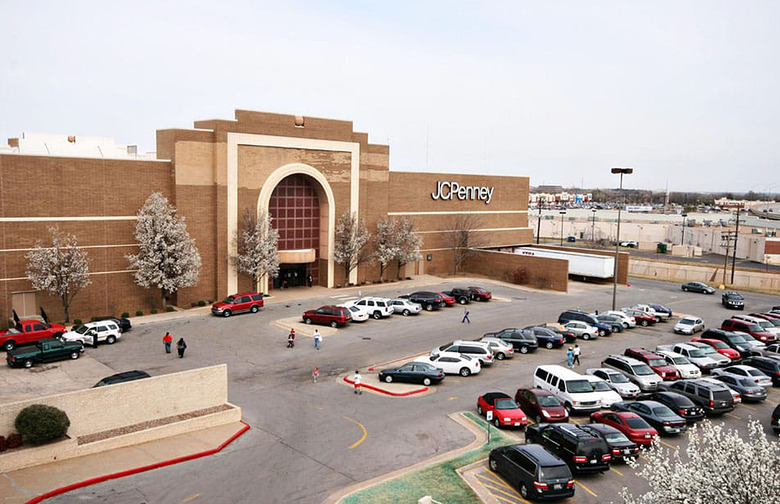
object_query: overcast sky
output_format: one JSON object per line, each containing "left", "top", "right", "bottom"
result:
{"left": 2, "top": 1, "right": 778, "bottom": 194}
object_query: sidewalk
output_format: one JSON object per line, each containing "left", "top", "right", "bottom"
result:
{"left": 0, "top": 422, "right": 249, "bottom": 504}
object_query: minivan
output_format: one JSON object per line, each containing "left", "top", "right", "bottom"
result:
{"left": 720, "top": 318, "right": 776, "bottom": 343}
{"left": 601, "top": 355, "right": 662, "bottom": 392}
{"left": 302, "top": 306, "right": 352, "bottom": 327}
{"left": 489, "top": 443, "right": 575, "bottom": 500}
{"left": 525, "top": 423, "right": 611, "bottom": 473}
{"left": 533, "top": 365, "right": 602, "bottom": 414}
{"left": 657, "top": 379, "right": 735, "bottom": 415}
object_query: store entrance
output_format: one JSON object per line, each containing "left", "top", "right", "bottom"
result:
{"left": 275, "top": 264, "right": 309, "bottom": 289}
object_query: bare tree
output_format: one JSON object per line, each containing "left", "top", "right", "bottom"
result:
{"left": 374, "top": 217, "right": 399, "bottom": 282}
{"left": 126, "top": 192, "right": 201, "bottom": 308}
{"left": 445, "top": 214, "right": 483, "bottom": 275}
{"left": 395, "top": 217, "right": 423, "bottom": 279}
{"left": 25, "top": 227, "right": 91, "bottom": 323}
{"left": 232, "top": 209, "right": 280, "bottom": 289}
{"left": 333, "top": 211, "right": 371, "bottom": 285}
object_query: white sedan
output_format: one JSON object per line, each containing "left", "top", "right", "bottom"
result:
{"left": 479, "top": 337, "right": 515, "bottom": 360}
{"left": 711, "top": 365, "right": 773, "bottom": 388}
{"left": 414, "top": 353, "right": 481, "bottom": 377}
{"left": 563, "top": 321, "right": 599, "bottom": 340}
{"left": 604, "top": 310, "right": 636, "bottom": 328}
{"left": 389, "top": 298, "right": 422, "bottom": 316}
{"left": 674, "top": 316, "right": 705, "bottom": 335}
{"left": 339, "top": 304, "right": 370, "bottom": 322}
{"left": 655, "top": 350, "right": 702, "bottom": 379}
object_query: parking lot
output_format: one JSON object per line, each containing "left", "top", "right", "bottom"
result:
{"left": 7, "top": 276, "right": 778, "bottom": 504}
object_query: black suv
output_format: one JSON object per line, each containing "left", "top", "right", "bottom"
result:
{"left": 700, "top": 328, "right": 752, "bottom": 357}
{"left": 657, "top": 379, "right": 735, "bottom": 415}
{"left": 92, "top": 370, "right": 151, "bottom": 388}
{"left": 483, "top": 328, "right": 539, "bottom": 354}
{"left": 739, "top": 357, "right": 780, "bottom": 386}
{"left": 772, "top": 404, "right": 780, "bottom": 434}
{"left": 441, "top": 288, "right": 471, "bottom": 305}
{"left": 403, "top": 292, "right": 443, "bottom": 311}
{"left": 525, "top": 423, "right": 611, "bottom": 473}
{"left": 489, "top": 444, "right": 574, "bottom": 500}
{"left": 722, "top": 291, "right": 745, "bottom": 310}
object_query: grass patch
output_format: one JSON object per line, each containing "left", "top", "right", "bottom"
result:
{"left": 342, "top": 412, "right": 516, "bottom": 504}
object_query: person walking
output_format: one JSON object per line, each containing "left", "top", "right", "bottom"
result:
{"left": 566, "top": 347, "right": 574, "bottom": 368}
{"left": 307, "top": 274, "right": 313, "bottom": 288}
{"left": 314, "top": 330, "right": 322, "bottom": 350}
{"left": 313, "top": 367, "right": 320, "bottom": 383}
{"left": 162, "top": 332, "right": 172, "bottom": 354}
{"left": 287, "top": 329, "right": 296, "bottom": 348}
{"left": 353, "top": 370, "right": 362, "bottom": 395}
{"left": 461, "top": 308, "right": 471, "bottom": 324}
{"left": 573, "top": 344, "right": 581, "bottom": 366}
{"left": 177, "top": 338, "right": 187, "bottom": 358}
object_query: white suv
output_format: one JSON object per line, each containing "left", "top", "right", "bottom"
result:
{"left": 346, "top": 297, "right": 394, "bottom": 319}
{"left": 61, "top": 320, "right": 121, "bottom": 347}
{"left": 654, "top": 350, "right": 702, "bottom": 379}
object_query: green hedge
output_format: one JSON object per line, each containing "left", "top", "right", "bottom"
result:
{"left": 15, "top": 405, "right": 70, "bottom": 446}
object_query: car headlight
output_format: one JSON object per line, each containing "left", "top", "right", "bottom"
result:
{"left": 541, "top": 410, "right": 550, "bottom": 417}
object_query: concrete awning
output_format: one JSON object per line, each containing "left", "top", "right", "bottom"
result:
{"left": 278, "top": 249, "right": 316, "bottom": 264}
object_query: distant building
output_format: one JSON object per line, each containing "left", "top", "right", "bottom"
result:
{"left": 1, "top": 132, "right": 156, "bottom": 160}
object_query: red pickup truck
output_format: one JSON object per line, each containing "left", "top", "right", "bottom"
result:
{"left": 1, "top": 320, "right": 67, "bottom": 351}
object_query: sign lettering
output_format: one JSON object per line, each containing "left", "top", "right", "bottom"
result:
{"left": 430, "top": 181, "right": 494, "bottom": 204}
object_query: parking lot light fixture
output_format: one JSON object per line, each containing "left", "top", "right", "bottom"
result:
{"left": 681, "top": 212, "right": 688, "bottom": 246}
{"left": 611, "top": 167, "right": 633, "bottom": 310}
{"left": 591, "top": 208, "right": 597, "bottom": 243}
{"left": 559, "top": 211, "right": 567, "bottom": 246}
{"left": 536, "top": 203, "right": 543, "bottom": 244}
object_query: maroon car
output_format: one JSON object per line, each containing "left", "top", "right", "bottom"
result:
{"left": 437, "top": 292, "right": 456, "bottom": 307}
{"left": 621, "top": 309, "right": 656, "bottom": 327}
{"left": 302, "top": 306, "right": 352, "bottom": 328}
{"left": 468, "top": 286, "right": 492, "bottom": 301}
{"left": 514, "top": 388, "right": 568, "bottom": 424}
{"left": 590, "top": 411, "right": 658, "bottom": 447}
{"left": 211, "top": 292, "right": 264, "bottom": 317}
{"left": 624, "top": 348, "right": 680, "bottom": 381}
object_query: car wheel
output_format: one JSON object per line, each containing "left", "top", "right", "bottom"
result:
{"left": 53, "top": 332, "right": 63, "bottom": 339}
{"left": 3, "top": 341, "right": 15, "bottom": 351}
{"left": 24, "top": 359, "right": 33, "bottom": 368}
{"left": 641, "top": 320, "right": 649, "bottom": 327}
{"left": 460, "top": 367, "right": 471, "bottom": 377}
{"left": 459, "top": 297, "right": 468, "bottom": 305}
{"left": 423, "top": 377, "right": 431, "bottom": 386}
{"left": 599, "top": 329, "right": 606, "bottom": 337}
{"left": 403, "top": 309, "right": 410, "bottom": 316}
{"left": 304, "top": 317, "right": 312, "bottom": 324}
{"left": 373, "top": 311, "right": 381, "bottom": 320}
{"left": 384, "top": 375, "right": 393, "bottom": 383}
{"left": 478, "top": 405, "right": 483, "bottom": 415}
{"left": 623, "top": 323, "right": 629, "bottom": 329}
{"left": 222, "top": 310, "right": 232, "bottom": 318}
{"left": 545, "top": 341, "right": 554, "bottom": 349}
{"left": 489, "top": 457, "right": 498, "bottom": 472}
{"left": 425, "top": 304, "right": 433, "bottom": 311}
{"left": 330, "top": 321, "right": 339, "bottom": 328}
{"left": 535, "top": 414, "right": 542, "bottom": 423}
{"left": 250, "top": 305, "right": 259, "bottom": 313}
{"left": 682, "top": 286, "right": 688, "bottom": 292}
{"left": 70, "top": 351, "right": 80, "bottom": 360}
{"left": 496, "top": 352, "right": 505, "bottom": 360}
{"left": 106, "top": 335, "right": 116, "bottom": 344}
{"left": 494, "top": 417, "right": 501, "bottom": 428}
{"left": 520, "top": 483, "right": 529, "bottom": 498}
{"left": 583, "top": 334, "right": 591, "bottom": 340}
{"left": 520, "top": 346, "right": 529, "bottom": 354}
{"left": 564, "top": 403, "right": 573, "bottom": 415}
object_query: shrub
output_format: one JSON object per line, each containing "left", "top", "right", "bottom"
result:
{"left": 15, "top": 405, "right": 70, "bottom": 446}
{"left": 136, "top": 310, "right": 143, "bottom": 316}
{"left": 6, "top": 433, "right": 21, "bottom": 449}
{"left": 150, "top": 309, "right": 158, "bottom": 314}
{"left": 197, "top": 300, "right": 206, "bottom": 307}
{"left": 121, "top": 312, "right": 130, "bottom": 318}
{"left": 166, "top": 306, "right": 175, "bottom": 312}
{"left": 0, "top": 435, "right": 6, "bottom": 452}
{"left": 72, "top": 319, "right": 82, "bottom": 325}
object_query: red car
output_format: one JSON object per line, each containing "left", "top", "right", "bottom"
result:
{"left": 437, "top": 292, "right": 456, "bottom": 307}
{"left": 211, "top": 292, "right": 264, "bottom": 317}
{"left": 302, "top": 306, "right": 352, "bottom": 328}
{"left": 468, "top": 286, "right": 492, "bottom": 301}
{"left": 692, "top": 338, "right": 741, "bottom": 361}
{"left": 590, "top": 411, "right": 658, "bottom": 446}
{"left": 622, "top": 309, "right": 656, "bottom": 327}
{"left": 721, "top": 318, "right": 776, "bottom": 343}
{"left": 477, "top": 392, "right": 528, "bottom": 428}
{"left": 514, "top": 388, "right": 568, "bottom": 423}
{"left": 624, "top": 348, "right": 680, "bottom": 381}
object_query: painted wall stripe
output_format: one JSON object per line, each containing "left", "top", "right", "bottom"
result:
{"left": 0, "top": 244, "right": 138, "bottom": 253}
{"left": 0, "top": 216, "right": 136, "bottom": 222}
{"left": 387, "top": 210, "right": 528, "bottom": 216}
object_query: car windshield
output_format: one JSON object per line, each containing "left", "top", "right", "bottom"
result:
{"left": 222, "top": 296, "right": 235, "bottom": 303}
{"left": 672, "top": 357, "right": 690, "bottom": 365}
{"left": 610, "top": 373, "right": 630, "bottom": 383}
{"left": 648, "top": 358, "right": 666, "bottom": 367}
{"left": 737, "top": 378, "right": 756, "bottom": 387}
{"left": 591, "top": 381, "right": 611, "bottom": 392}
{"left": 747, "top": 369, "right": 765, "bottom": 377}
{"left": 713, "top": 341, "right": 729, "bottom": 349}
{"left": 633, "top": 364, "right": 656, "bottom": 376}
{"left": 626, "top": 417, "right": 651, "bottom": 429}
{"left": 679, "top": 319, "right": 694, "bottom": 326}
{"left": 538, "top": 465, "right": 571, "bottom": 480}
{"left": 349, "top": 307, "right": 360, "bottom": 313}
{"left": 495, "top": 399, "right": 518, "bottom": 410}
{"left": 538, "top": 395, "right": 561, "bottom": 407}
{"left": 727, "top": 335, "right": 747, "bottom": 343}
{"left": 757, "top": 321, "right": 773, "bottom": 329}
{"left": 652, "top": 406, "right": 676, "bottom": 418}
{"left": 605, "top": 432, "right": 630, "bottom": 443}
{"left": 73, "top": 325, "right": 89, "bottom": 335}
{"left": 568, "top": 380, "right": 594, "bottom": 393}
{"left": 746, "top": 324, "right": 763, "bottom": 332}
{"left": 686, "top": 348, "right": 706, "bottom": 358}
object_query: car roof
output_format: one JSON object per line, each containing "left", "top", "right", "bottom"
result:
{"left": 482, "top": 392, "right": 512, "bottom": 400}
{"left": 580, "top": 422, "right": 621, "bottom": 435}
{"left": 509, "top": 443, "right": 566, "bottom": 465}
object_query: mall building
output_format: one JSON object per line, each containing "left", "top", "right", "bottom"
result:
{"left": 0, "top": 110, "right": 627, "bottom": 321}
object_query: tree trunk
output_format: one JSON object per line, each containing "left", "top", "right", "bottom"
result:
{"left": 161, "top": 289, "right": 168, "bottom": 309}
{"left": 62, "top": 295, "right": 70, "bottom": 323}
{"left": 379, "top": 263, "right": 385, "bottom": 282}
{"left": 397, "top": 259, "right": 403, "bottom": 280}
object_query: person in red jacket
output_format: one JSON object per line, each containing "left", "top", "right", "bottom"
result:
{"left": 163, "top": 332, "right": 173, "bottom": 354}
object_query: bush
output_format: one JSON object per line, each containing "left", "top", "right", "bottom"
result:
{"left": 6, "top": 433, "right": 21, "bottom": 449}
{"left": 150, "top": 309, "right": 158, "bottom": 314}
{"left": 72, "top": 319, "right": 82, "bottom": 325}
{"left": 197, "top": 300, "right": 206, "bottom": 307}
{"left": 166, "top": 306, "right": 175, "bottom": 312}
{"left": 15, "top": 405, "right": 70, "bottom": 446}
{"left": 0, "top": 435, "right": 6, "bottom": 452}
{"left": 121, "top": 312, "right": 129, "bottom": 318}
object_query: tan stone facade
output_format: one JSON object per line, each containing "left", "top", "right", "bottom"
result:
{"left": 0, "top": 109, "right": 571, "bottom": 322}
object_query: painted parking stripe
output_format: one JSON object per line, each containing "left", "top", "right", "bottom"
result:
{"left": 479, "top": 471, "right": 514, "bottom": 490}
{"left": 575, "top": 480, "right": 598, "bottom": 497}
{"left": 726, "top": 412, "right": 742, "bottom": 420}
{"left": 477, "top": 474, "right": 530, "bottom": 504}
{"left": 342, "top": 416, "right": 367, "bottom": 449}
{"left": 660, "top": 440, "right": 677, "bottom": 450}
{"left": 740, "top": 404, "right": 758, "bottom": 411}
{"left": 479, "top": 482, "right": 527, "bottom": 503}
{"left": 610, "top": 466, "right": 624, "bottom": 476}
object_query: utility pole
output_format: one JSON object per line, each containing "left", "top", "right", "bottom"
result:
{"left": 731, "top": 208, "right": 741, "bottom": 284}
{"left": 721, "top": 230, "right": 736, "bottom": 286}
{"left": 536, "top": 204, "right": 542, "bottom": 245}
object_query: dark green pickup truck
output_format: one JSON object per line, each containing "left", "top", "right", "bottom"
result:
{"left": 6, "top": 338, "right": 84, "bottom": 368}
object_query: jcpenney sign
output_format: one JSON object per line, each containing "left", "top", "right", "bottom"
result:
{"left": 430, "top": 181, "right": 494, "bottom": 205}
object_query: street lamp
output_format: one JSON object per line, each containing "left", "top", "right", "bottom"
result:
{"left": 536, "top": 203, "right": 543, "bottom": 245}
{"left": 559, "top": 211, "right": 567, "bottom": 246}
{"left": 611, "top": 167, "right": 633, "bottom": 310}
{"left": 591, "top": 208, "right": 597, "bottom": 243}
{"left": 681, "top": 212, "right": 688, "bottom": 246}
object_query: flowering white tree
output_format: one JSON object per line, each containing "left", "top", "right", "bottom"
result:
{"left": 126, "top": 192, "right": 201, "bottom": 308}
{"left": 231, "top": 209, "right": 280, "bottom": 289}
{"left": 621, "top": 420, "right": 780, "bottom": 504}
{"left": 395, "top": 217, "right": 423, "bottom": 279}
{"left": 25, "top": 227, "right": 91, "bottom": 323}
{"left": 374, "top": 217, "right": 399, "bottom": 282}
{"left": 333, "top": 211, "right": 371, "bottom": 286}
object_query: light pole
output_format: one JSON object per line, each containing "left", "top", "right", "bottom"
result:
{"left": 536, "top": 203, "right": 543, "bottom": 245}
{"left": 591, "top": 208, "right": 597, "bottom": 243}
{"left": 559, "top": 211, "right": 566, "bottom": 246}
{"left": 611, "top": 167, "right": 633, "bottom": 310}
{"left": 681, "top": 212, "right": 688, "bottom": 246}
{"left": 731, "top": 207, "right": 741, "bottom": 283}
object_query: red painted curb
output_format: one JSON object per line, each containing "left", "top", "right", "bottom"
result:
{"left": 24, "top": 421, "right": 251, "bottom": 504}
{"left": 343, "top": 376, "right": 429, "bottom": 397}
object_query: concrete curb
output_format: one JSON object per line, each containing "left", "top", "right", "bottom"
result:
{"left": 23, "top": 421, "right": 250, "bottom": 504}
{"left": 341, "top": 375, "right": 429, "bottom": 397}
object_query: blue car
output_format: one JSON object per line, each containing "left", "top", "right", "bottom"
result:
{"left": 649, "top": 304, "right": 673, "bottom": 318}
{"left": 525, "top": 326, "right": 566, "bottom": 349}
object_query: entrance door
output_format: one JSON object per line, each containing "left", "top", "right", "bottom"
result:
{"left": 276, "top": 264, "right": 308, "bottom": 288}
{"left": 12, "top": 291, "right": 37, "bottom": 318}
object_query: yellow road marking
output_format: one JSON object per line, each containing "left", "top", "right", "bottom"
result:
{"left": 660, "top": 440, "right": 677, "bottom": 450}
{"left": 610, "top": 466, "right": 624, "bottom": 476}
{"left": 342, "top": 416, "right": 367, "bottom": 449}
{"left": 726, "top": 413, "right": 742, "bottom": 420}
{"left": 447, "top": 396, "right": 459, "bottom": 401}
{"left": 180, "top": 494, "right": 200, "bottom": 503}
{"left": 740, "top": 404, "right": 757, "bottom": 411}
{"left": 478, "top": 481, "right": 521, "bottom": 499}
{"left": 575, "top": 480, "right": 598, "bottom": 497}
{"left": 491, "top": 491, "right": 528, "bottom": 504}
{"left": 480, "top": 471, "right": 514, "bottom": 490}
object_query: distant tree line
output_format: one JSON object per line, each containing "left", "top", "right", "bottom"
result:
{"left": 585, "top": 189, "right": 778, "bottom": 206}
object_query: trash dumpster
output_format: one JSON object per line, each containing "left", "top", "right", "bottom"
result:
{"left": 656, "top": 243, "right": 667, "bottom": 254}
